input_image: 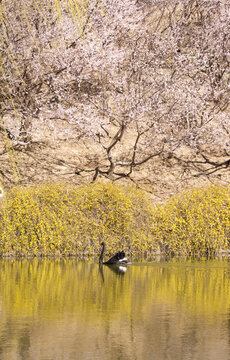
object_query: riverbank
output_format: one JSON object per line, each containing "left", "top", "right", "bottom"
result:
{"left": 0, "top": 182, "right": 229, "bottom": 257}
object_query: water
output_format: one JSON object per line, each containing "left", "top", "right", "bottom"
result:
{"left": 0, "top": 257, "right": 230, "bottom": 360}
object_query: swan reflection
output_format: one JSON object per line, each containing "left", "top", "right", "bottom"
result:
{"left": 106, "top": 264, "right": 128, "bottom": 274}
{"left": 99, "top": 263, "right": 128, "bottom": 282}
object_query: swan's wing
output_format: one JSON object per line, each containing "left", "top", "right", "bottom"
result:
{"left": 104, "top": 251, "right": 123, "bottom": 264}
{"left": 104, "top": 250, "right": 128, "bottom": 265}
{"left": 103, "top": 254, "right": 118, "bottom": 264}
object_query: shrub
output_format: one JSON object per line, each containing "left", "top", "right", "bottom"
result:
{"left": 0, "top": 183, "right": 229, "bottom": 256}
{"left": 0, "top": 182, "right": 155, "bottom": 256}
{"left": 152, "top": 186, "right": 230, "bottom": 254}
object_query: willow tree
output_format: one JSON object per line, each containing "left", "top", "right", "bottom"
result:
{"left": 0, "top": 0, "right": 229, "bottom": 191}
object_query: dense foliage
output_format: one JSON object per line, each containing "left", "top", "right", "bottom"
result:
{"left": 153, "top": 186, "right": 230, "bottom": 254}
{"left": 0, "top": 183, "right": 154, "bottom": 255}
{"left": 0, "top": 182, "right": 229, "bottom": 256}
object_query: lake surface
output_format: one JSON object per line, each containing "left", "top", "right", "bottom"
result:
{"left": 0, "top": 257, "right": 230, "bottom": 360}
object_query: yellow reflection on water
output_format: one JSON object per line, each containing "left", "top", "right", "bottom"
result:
{"left": 0, "top": 258, "right": 230, "bottom": 360}
{"left": 0, "top": 258, "right": 229, "bottom": 318}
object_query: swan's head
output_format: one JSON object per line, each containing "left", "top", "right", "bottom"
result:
{"left": 100, "top": 242, "right": 105, "bottom": 246}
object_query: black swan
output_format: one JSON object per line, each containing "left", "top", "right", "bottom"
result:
{"left": 99, "top": 241, "right": 129, "bottom": 265}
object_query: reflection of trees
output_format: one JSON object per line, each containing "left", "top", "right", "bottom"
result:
{"left": 0, "top": 259, "right": 229, "bottom": 358}
{"left": 18, "top": 326, "right": 31, "bottom": 360}
{"left": 0, "top": 259, "right": 229, "bottom": 317}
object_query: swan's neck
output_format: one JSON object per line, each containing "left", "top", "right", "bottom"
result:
{"left": 99, "top": 243, "right": 105, "bottom": 264}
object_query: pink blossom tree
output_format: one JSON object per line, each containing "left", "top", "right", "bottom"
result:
{"left": 0, "top": 0, "right": 229, "bottom": 188}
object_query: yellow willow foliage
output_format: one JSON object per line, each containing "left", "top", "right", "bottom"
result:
{"left": 0, "top": 258, "right": 230, "bottom": 320}
{"left": 0, "top": 182, "right": 155, "bottom": 256}
{"left": 0, "top": 183, "right": 230, "bottom": 256}
{"left": 152, "top": 185, "right": 230, "bottom": 254}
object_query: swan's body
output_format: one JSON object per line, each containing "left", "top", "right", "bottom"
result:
{"left": 99, "top": 242, "right": 129, "bottom": 265}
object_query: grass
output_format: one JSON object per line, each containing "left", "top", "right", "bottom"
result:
{"left": 0, "top": 182, "right": 229, "bottom": 256}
